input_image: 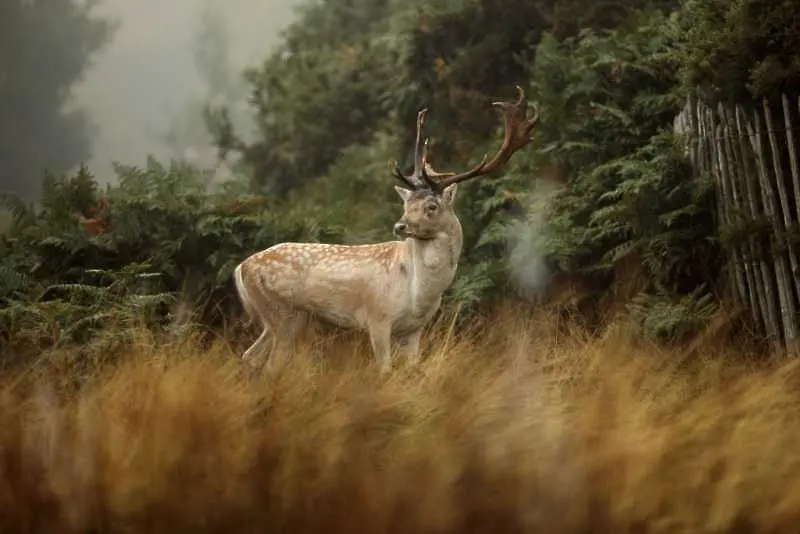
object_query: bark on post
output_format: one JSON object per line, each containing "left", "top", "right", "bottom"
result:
{"left": 749, "top": 109, "right": 798, "bottom": 347}
{"left": 714, "top": 111, "right": 748, "bottom": 309}
{"left": 763, "top": 99, "right": 800, "bottom": 308}
{"left": 720, "top": 107, "right": 762, "bottom": 330}
{"left": 714, "top": 111, "right": 742, "bottom": 304}
{"left": 705, "top": 110, "right": 736, "bottom": 303}
{"left": 782, "top": 94, "right": 800, "bottom": 223}
{"left": 734, "top": 105, "right": 779, "bottom": 341}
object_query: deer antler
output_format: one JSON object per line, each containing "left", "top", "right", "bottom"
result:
{"left": 423, "top": 85, "right": 539, "bottom": 192}
{"left": 392, "top": 108, "right": 439, "bottom": 190}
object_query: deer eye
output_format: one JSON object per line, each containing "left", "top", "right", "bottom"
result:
{"left": 426, "top": 203, "right": 439, "bottom": 213}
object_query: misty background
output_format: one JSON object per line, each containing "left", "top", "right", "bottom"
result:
{"left": 76, "top": 0, "right": 299, "bottom": 182}
{"left": 2, "top": 0, "right": 300, "bottom": 198}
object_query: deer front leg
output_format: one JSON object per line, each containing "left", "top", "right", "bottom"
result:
{"left": 396, "top": 329, "right": 423, "bottom": 365}
{"left": 368, "top": 321, "right": 393, "bottom": 375}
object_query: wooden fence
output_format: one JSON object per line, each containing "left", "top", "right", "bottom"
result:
{"left": 674, "top": 95, "right": 800, "bottom": 349}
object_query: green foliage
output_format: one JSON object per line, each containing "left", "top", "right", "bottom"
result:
{"left": 526, "top": 8, "right": 720, "bottom": 336}
{"left": 208, "top": 0, "right": 685, "bottom": 200}
{"left": 279, "top": 131, "right": 405, "bottom": 241}
{"left": 0, "top": 263, "right": 174, "bottom": 361}
{"left": 628, "top": 286, "right": 718, "bottom": 343}
{"left": 673, "top": 0, "right": 800, "bottom": 104}
{"left": 207, "top": 0, "right": 560, "bottom": 197}
{"left": 533, "top": 0, "right": 681, "bottom": 40}
{"left": 207, "top": 0, "right": 402, "bottom": 195}
{"left": 0, "top": 162, "right": 344, "bottom": 359}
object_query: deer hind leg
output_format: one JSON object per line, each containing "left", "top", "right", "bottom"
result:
{"left": 240, "top": 303, "right": 280, "bottom": 368}
{"left": 234, "top": 264, "right": 280, "bottom": 367}
{"left": 240, "top": 307, "right": 305, "bottom": 371}
{"left": 268, "top": 308, "right": 310, "bottom": 368}
{"left": 242, "top": 328, "right": 274, "bottom": 366}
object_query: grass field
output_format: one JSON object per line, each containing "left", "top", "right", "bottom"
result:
{"left": 1, "top": 304, "right": 799, "bottom": 533}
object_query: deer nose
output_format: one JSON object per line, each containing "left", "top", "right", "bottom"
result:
{"left": 393, "top": 222, "right": 407, "bottom": 236}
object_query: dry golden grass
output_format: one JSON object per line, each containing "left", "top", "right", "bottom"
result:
{"left": 2, "top": 305, "right": 800, "bottom": 533}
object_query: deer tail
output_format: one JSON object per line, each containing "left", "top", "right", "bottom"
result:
{"left": 233, "top": 263, "right": 258, "bottom": 326}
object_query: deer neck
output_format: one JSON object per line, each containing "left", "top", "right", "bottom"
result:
{"left": 402, "top": 219, "right": 463, "bottom": 312}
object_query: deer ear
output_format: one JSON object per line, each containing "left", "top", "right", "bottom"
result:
{"left": 442, "top": 183, "right": 458, "bottom": 207}
{"left": 394, "top": 186, "right": 412, "bottom": 202}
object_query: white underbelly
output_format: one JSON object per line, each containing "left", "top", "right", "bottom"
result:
{"left": 392, "top": 298, "right": 441, "bottom": 335}
{"left": 313, "top": 307, "right": 362, "bottom": 330}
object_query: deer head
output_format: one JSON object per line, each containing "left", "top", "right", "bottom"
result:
{"left": 392, "top": 184, "right": 459, "bottom": 240}
{"left": 391, "top": 85, "right": 540, "bottom": 240}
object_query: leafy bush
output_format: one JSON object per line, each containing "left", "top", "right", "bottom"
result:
{"left": 525, "top": 9, "right": 721, "bottom": 336}
{"left": 628, "top": 286, "right": 718, "bottom": 343}
{"left": 673, "top": 0, "right": 800, "bottom": 104}
{"left": 0, "top": 160, "right": 345, "bottom": 359}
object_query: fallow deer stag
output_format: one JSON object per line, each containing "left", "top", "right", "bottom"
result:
{"left": 233, "top": 86, "right": 539, "bottom": 373}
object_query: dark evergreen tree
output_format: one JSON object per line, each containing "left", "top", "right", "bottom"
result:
{"left": 0, "top": 0, "right": 116, "bottom": 201}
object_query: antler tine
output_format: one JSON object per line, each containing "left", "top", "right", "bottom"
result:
{"left": 431, "top": 85, "right": 540, "bottom": 191}
{"left": 391, "top": 161, "right": 417, "bottom": 189}
{"left": 423, "top": 161, "right": 456, "bottom": 179}
{"left": 392, "top": 108, "right": 440, "bottom": 190}
{"left": 412, "top": 109, "right": 428, "bottom": 179}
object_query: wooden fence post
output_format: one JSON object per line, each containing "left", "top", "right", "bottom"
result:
{"left": 748, "top": 108, "right": 798, "bottom": 346}
{"left": 674, "top": 94, "right": 800, "bottom": 349}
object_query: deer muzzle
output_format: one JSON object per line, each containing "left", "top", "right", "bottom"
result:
{"left": 393, "top": 222, "right": 408, "bottom": 237}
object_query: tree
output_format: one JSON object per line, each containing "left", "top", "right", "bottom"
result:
{"left": 674, "top": 0, "right": 800, "bottom": 105}
{"left": 207, "top": 0, "right": 684, "bottom": 198}
{"left": 207, "top": 0, "right": 399, "bottom": 196}
{"left": 0, "top": 0, "right": 115, "bottom": 201}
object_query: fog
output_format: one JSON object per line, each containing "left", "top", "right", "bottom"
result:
{"left": 72, "top": 0, "right": 300, "bottom": 184}
{"left": 506, "top": 177, "right": 562, "bottom": 300}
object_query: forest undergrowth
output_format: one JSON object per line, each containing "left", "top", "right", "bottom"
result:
{"left": 1, "top": 302, "right": 799, "bottom": 534}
